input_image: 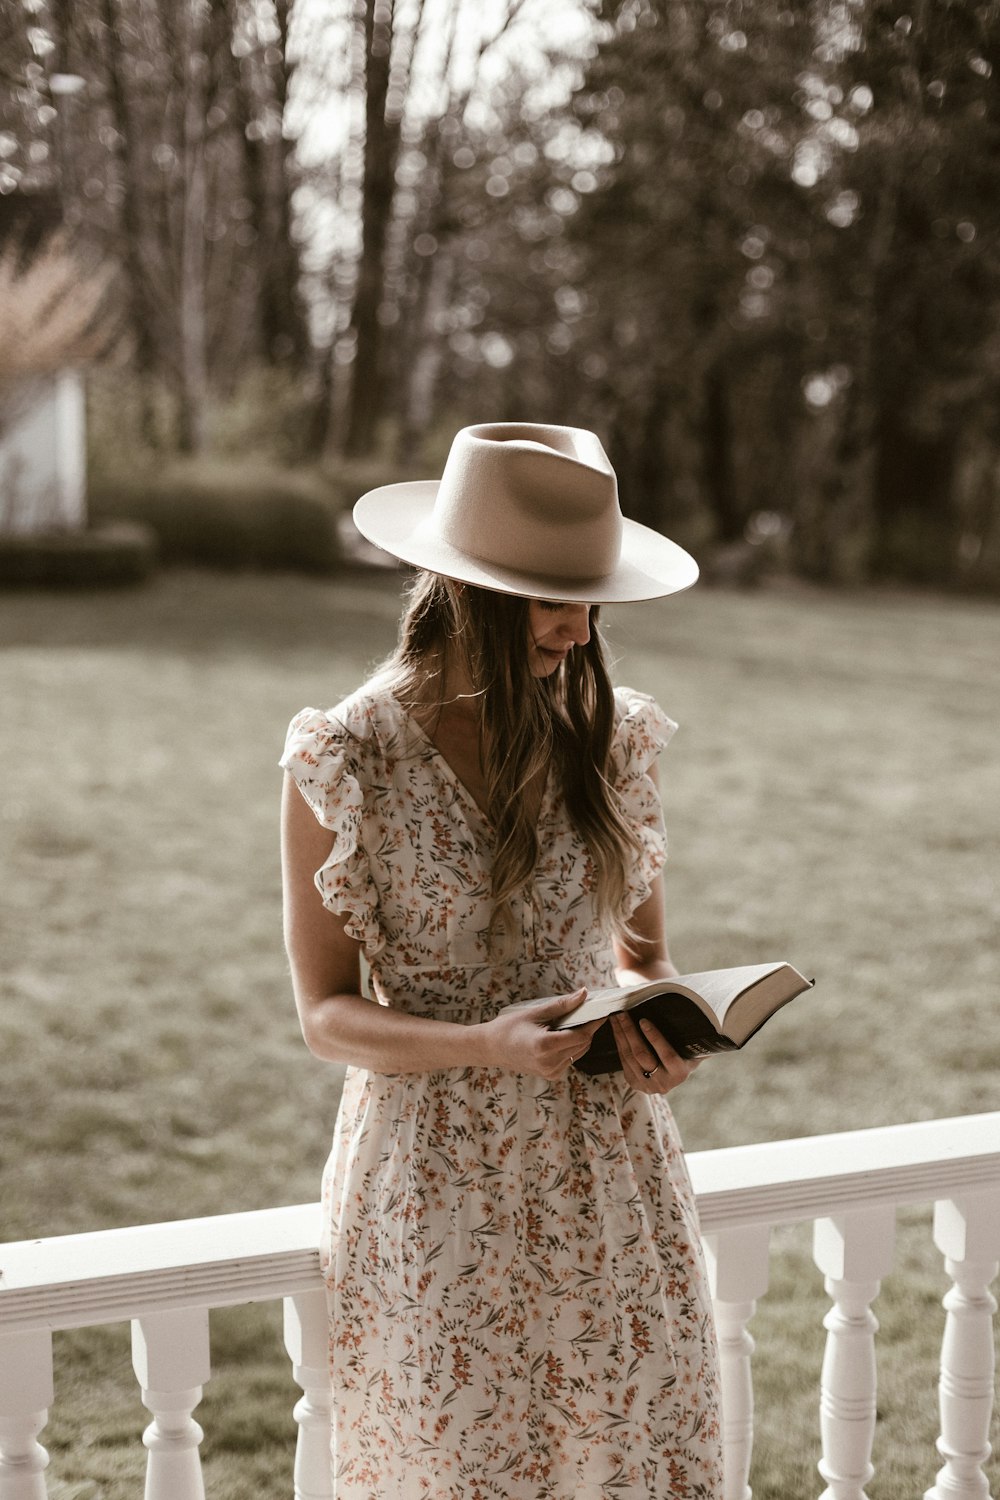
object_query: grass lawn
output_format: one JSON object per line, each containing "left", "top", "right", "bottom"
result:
{"left": 1, "top": 567, "right": 998, "bottom": 1499}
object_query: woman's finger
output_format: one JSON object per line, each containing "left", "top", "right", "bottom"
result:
{"left": 551, "top": 1015, "right": 604, "bottom": 1069}
{"left": 610, "top": 1014, "right": 655, "bottom": 1091}
{"left": 640, "top": 1019, "right": 701, "bottom": 1091}
{"left": 613, "top": 1014, "right": 697, "bottom": 1094}
{"left": 612, "top": 1012, "right": 661, "bottom": 1077}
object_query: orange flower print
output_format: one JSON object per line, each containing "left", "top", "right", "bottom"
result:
{"left": 630, "top": 1312, "right": 654, "bottom": 1355}
{"left": 544, "top": 1349, "right": 566, "bottom": 1397}
{"left": 450, "top": 1335, "right": 472, "bottom": 1388}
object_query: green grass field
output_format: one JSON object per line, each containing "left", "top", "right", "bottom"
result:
{"left": 2, "top": 568, "right": 998, "bottom": 1499}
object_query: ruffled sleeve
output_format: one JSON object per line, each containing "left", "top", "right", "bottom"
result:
{"left": 611, "top": 687, "right": 678, "bottom": 916}
{"left": 279, "top": 704, "right": 384, "bottom": 958}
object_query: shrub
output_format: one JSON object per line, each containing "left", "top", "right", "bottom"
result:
{"left": 0, "top": 522, "right": 157, "bottom": 588}
{"left": 89, "top": 462, "right": 340, "bottom": 573}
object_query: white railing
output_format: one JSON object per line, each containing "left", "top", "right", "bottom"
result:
{"left": 1, "top": 1112, "right": 998, "bottom": 1500}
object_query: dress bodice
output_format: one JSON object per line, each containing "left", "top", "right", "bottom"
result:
{"left": 280, "top": 682, "right": 676, "bottom": 1022}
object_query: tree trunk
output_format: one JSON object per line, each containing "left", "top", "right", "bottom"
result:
{"left": 227, "top": 1, "right": 308, "bottom": 366}
{"left": 177, "top": 7, "right": 209, "bottom": 453}
{"left": 700, "top": 360, "right": 742, "bottom": 543}
{"left": 396, "top": 249, "right": 454, "bottom": 463}
{"left": 269, "top": 0, "right": 309, "bottom": 364}
{"left": 229, "top": 32, "right": 271, "bottom": 364}
{"left": 872, "top": 407, "right": 960, "bottom": 581}
{"left": 342, "top": 0, "right": 400, "bottom": 457}
{"left": 101, "top": 0, "right": 161, "bottom": 445}
{"left": 631, "top": 375, "right": 673, "bottom": 530}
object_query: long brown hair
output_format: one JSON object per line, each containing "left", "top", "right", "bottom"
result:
{"left": 382, "top": 571, "right": 642, "bottom": 953}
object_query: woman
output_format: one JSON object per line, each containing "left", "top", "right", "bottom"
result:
{"left": 280, "top": 423, "right": 723, "bottom": 1498}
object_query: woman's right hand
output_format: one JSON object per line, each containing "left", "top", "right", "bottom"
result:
{"left": 477, "top": 989, "right": 602, "bottom": 1079}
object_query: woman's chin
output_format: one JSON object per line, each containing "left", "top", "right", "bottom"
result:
{"left": 532, "top": 651, "right": 567, "bottom": 677}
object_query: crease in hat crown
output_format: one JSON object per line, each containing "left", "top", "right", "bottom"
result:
{"left": 419, "top": 423, "right": 623, "bottom": 582}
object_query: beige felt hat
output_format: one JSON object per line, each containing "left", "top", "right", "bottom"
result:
{"left": 352, "top": 422, "right": 698, "bottom": 603}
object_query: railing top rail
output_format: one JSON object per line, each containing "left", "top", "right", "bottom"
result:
{"left": 0, "top": 1203, "right": 324, "bottom": 1335}
{"left": 2, "top": 1112, "right": 998, "bottom": 1335}
{"left": 688, "top": 1111, "right": 1000, "bottom": 1233}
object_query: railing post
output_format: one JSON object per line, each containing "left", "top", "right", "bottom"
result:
{"left": 284, "top": 1290, "right": 333, "bottom": 1500}
{"left": 924, "top": 1191, "right": 1000, "bottom": 1500}
{"left": 0, "top": 1331, "right": 53, "bottom": 1500}
{"left": 813, "top": 1204, "right": 895, "bottom": 1500}
{"left": 131, "top": 1307, "right": 210, "bottom": 1500}
{"left": 702, "top": 1222, "right": 771, "bottom": 1500}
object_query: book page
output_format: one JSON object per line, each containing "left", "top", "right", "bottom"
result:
{"left": 672, "top": 963, "right": 787, "bottom": 1029}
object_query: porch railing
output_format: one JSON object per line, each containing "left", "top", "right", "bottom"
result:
{"left": 1, "top": 1111, "right": 998, "bottom": 1500}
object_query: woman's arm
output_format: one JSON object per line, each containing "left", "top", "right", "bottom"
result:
{"left": 612, "top": 761, "right": 678, "bottom": 985}
{"left": 281, "top": 774, "right": 598, "bottom": 1076}
{"left": 612, "top": 878, "right": 679, "bottom": 986}
{"left": 609, "top": 759, "right": 697, "bottom": 1094}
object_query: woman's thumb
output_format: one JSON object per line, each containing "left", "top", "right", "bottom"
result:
{"left": 530, "top": 987, "right": 588, "bottom": 1022}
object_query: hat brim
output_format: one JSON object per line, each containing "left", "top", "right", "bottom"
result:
{"left": 352, "top": 481, "right": 698, "bottom": 603}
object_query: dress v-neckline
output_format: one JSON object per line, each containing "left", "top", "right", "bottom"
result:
{"left": 392, "top": 696, "right": 495, "bottom": 827}
{"left": 391, "top": 695, "right": 550, "bottom": 835}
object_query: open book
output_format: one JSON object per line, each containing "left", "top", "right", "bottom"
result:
{"left": 511, "top": 962, "right": 813, "bottom": 1076}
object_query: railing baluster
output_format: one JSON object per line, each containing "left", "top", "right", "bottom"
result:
{"left": 0, "top": 1331, "right": 53, "bottom": 1500}
{"left": 925, "top": 1191, "right": 1000, "bottom": 1500}
{"left": 131, "top": 1307, "right": 210, "bottom": 1500}
{"left": 813, "top": 1205, "right": 895, "bottom": 1500}
{"left": 703, "top": 1222, "right": 771, "bottom": 1500}
{"left": 284, "top": 1290, "right": 332, "bottom": 1500}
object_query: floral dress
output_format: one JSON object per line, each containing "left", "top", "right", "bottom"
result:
{"left": 280, "top": 683, "right": 723, "bottom": 1500}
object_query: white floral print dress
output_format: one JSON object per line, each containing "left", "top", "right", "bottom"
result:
{"left": 280, "top": 683, "right": 723, "bottom": 1500}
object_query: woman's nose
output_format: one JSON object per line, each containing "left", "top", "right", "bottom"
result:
{"left": 561, "top": 605, "right": 591, "bottom": 645}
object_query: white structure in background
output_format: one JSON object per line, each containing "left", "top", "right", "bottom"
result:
{"left": 0, "top": 370, "right": 86, "bottom": 535}
{"left": 0, "top": 75, "right": 88, "bottom": 540}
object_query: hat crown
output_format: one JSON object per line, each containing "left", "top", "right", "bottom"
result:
{"left": 430, "top": 423, "right": 623, "bottom": 583}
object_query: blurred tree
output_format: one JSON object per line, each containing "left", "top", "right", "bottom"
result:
{"left": 227, "top": 0, "right": 309, "bottom": 365}
{"left": 833, "top": 0, "right": 1000, "bottom": 584}
{"left": 340, "top": 0, "right": 413, "bottom": 456}
{"left": 559, "top": 1, "right": 819, "bottom": 546}
{"left": 331, "top": 0, "right": 536, "bottom": 458}
{"left": 488, "top": 0, "right": 1000, "bottom": 586}
{"left": 0, "top": 0, "right": 311, "bottom": 450}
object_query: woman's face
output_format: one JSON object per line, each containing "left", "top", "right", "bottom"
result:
{"left": 527, "top": 599, "right": 593, "bottom": 676}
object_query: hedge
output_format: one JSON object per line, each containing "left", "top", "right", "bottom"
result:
{"left": 0, "top": 522, "right": 157, "bottom": 588}
{"left": 89, "top": 463, "right": 341, "bottom": 573}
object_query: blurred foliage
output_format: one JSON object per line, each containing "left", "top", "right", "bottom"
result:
{"left": 2, "top": 0, "right": 1000, "bottom": 586}
{"left": 86, "top": 366, "right": 321, "bottom": 476}
{"left": 89, "top": 461, "right": 341, "bottom": 572}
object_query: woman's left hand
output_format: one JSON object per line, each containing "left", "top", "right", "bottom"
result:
{"left": 611, "top": 1012, "right": 700, "bottom": 1095}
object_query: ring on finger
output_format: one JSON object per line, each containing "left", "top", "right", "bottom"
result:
{"left": 641, "top": 1064, "right": 661, "bottom": 1080}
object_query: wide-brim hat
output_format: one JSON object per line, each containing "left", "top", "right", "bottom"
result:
{"left": 352, "top": 422, "right": 698, "bottom": 603}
